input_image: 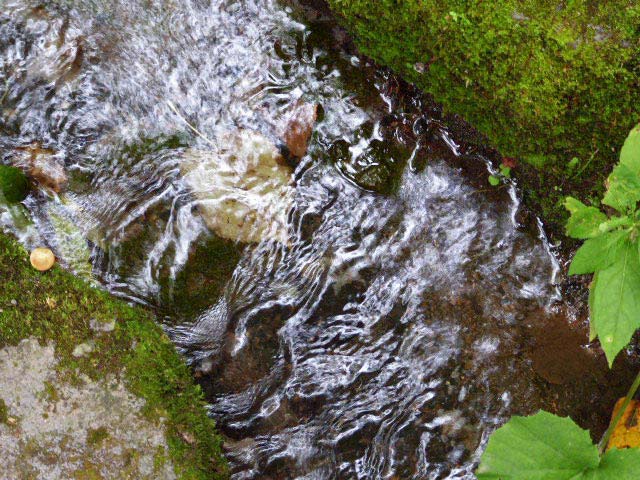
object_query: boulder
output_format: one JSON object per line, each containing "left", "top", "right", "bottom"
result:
{"left": 180, "top": 129, "right": 295, "bottom": 244}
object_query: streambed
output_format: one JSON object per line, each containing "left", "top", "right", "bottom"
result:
{"left": 0, "top": 1, "right": 632, "bottom": 478}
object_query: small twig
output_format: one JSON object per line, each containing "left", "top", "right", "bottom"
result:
{"left": 598, "top": 367, "right": 640, "bottom": 455}
{"left": 0, "top": 79, "right": 9, "bottom": 106}
{"left": 166, "top": 100, "right": 217, "bottom": 148}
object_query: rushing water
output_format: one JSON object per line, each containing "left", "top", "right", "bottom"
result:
{"left": 0, "top": 1, "right": 629, "bottom": 478}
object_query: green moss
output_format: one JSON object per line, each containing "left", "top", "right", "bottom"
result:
{"left": 0, "top": 398, "right": 8, "bottom": 424}
{"left": 0, "top": 233, "right": 228, "bottom": 480}
{"left": 159, "top": 235, "right": 242, "bottom": 320}
{"left": 328, "top": 0, "right": 640, "bottom": 233}
{"left": 39, "top": 381, "right": 60, "bottom": 404}
{"left": 0, "top": 165, "right": 29, "bottom": 204}
{"left": 86, "top": 426, "right": 110, "bottom": 447}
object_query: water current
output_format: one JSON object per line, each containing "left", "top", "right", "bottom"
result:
{"left": 0, "top": 1, "right": 630, "bottom": 478}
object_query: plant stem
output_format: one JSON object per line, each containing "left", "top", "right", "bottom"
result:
{"left": 572, "top": 148, "right": 599, "bottom": 179}
{"left": 598, "top": 367, "right": 640, "bottom": 455}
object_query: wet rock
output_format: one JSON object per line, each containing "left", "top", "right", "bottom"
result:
{"left": 72, "top": 340, "right": 95, "bottom": 358}
{"left": 278, "top": 102, "right": 318, "bottom": 160}
{"left": 13, "top": 144, "right": 67, "bottom": 193}
{"left": 180, "top": 129, "right": 294, "bottom": 244}
{"left": 89, "top": 318, "right": 116, "bottom": 333}
{"left": 0, "top": 338, "right": 177, "bottom": 479}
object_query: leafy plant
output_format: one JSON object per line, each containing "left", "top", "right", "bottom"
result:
{"left": 564, "top": 125, "right": 640, "bottom": 365}
{"left": 477, "top": 411, "right": 640, "bottom": 479}
{"left": 488, "top": 163, "right": 512, "bottom": 186}
{"left": 477, "top": 125, "right": 640, "bottom": 479}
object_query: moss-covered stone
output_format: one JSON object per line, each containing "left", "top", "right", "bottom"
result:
{"left": 159, "top": 235, "right": 242, "bottom": 321}
{"left": 0, "top": 233, "right": 228, "bottom": 479}
{"left": 0, "top": 165, "right": 29, "bottom": 203}
{"left": 327, "top": 0, "right": 640, "bottom": 232}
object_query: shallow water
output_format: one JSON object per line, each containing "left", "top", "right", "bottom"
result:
{"left": 0, "top": 1, "right": 628, "bottom": 478}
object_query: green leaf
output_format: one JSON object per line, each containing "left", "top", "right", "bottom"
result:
{"left": 564, "top": 197, "right": 607, "bottom": 239}
{"left": 568, "top": 229, "right": 630, "bottom": 275}
{"left": 477, "top": 411, "right": 640, "bottom": 479}
{"left": 602, "top": 163, "right": 640, "bottom": 213}
{"left": 477, "top": 411, "right": 598, "bottom": 479}
{"left": 567, "top": 157, "right": 580, "bottom": 171}
{"left": 586, "top": 447, "right": 640, "bottom": 479}
{"left": 596, "top": 215, "right": 633, "bottom": 234}
{"left": 488, "top": 175, "right": 500, "bottom": 186}
{"left": 619, "top": 124, "right": 640, "bottom": 171}
{"left": 602, "top": 125, "right": 640, "bottom": 212}
{"left": 591, "top": 241, "right": 640, "bottom": 366}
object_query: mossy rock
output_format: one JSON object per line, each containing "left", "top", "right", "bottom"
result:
{"left": 327, "top": 0, "right": 640, "bottom": 231}
{"left": 0, "top": 165, "right": 29, "bottom": 203}
{"left": 0, "top": 233, "right": 228, "bottom": 479}
{"left": 159, "top": 234, "right": 243, "bottom": 320}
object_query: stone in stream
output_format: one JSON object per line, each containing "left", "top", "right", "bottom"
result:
{"left": 277, "top": 102, "right": 318, "bottom": 160}
{"left": 12, "top": 144, "right": 68, "bottom": 193}
{"left": 180, "top": 129, "right": 296, "bottom": 244}
{"left": 0, "top": 233, "right": 228, "bottom": 478}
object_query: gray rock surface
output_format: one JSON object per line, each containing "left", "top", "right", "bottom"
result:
{"left": 0, "top": 338, "right": 177, "bottom": 480}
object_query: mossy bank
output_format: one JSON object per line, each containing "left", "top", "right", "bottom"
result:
{"left": 327, "top": 0, "right": 640, "bottom": 234}
{"left": 0, "top": 233, "right": 228, "bottom": 479}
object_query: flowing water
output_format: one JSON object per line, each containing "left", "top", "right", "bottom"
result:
{"left": 0, "top": 1, "right": 630, "bottom": 478}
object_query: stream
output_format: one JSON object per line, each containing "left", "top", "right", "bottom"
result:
{"left": 0, "top": 1, "right": 631, "bottom": 478}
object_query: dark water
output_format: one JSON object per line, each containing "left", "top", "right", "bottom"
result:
{"left": 0, "top": 1, "right": 629, "bottom": 478}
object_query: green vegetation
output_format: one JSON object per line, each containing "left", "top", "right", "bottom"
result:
{"left": 86, "top": 426, "right": 110, "bottom": 446}
{"left": 564, "top": 125, "right": 640, "bottom": 366}
{"left": 0, "top": 233, "right": 228, "bottom": 480}
{"left": 0, "top": 165, "right": 29, "bottom": 203}
{"left": 478, "top": 127, "right": 640, "bottom": 478}
{"left": 328, "top": 0, "right": 640, "bottom": 231}
{"left": 477, "top": 411, "right": 640, "bottom": 479}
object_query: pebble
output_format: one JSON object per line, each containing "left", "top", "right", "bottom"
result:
{"left": 89, "top": 318, "right": 116, "bottom": 333}
{"left": 72, "top": 341, "right": 95, "bottom": 358}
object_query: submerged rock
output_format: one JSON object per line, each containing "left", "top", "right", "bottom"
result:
{"left": 278, "top": 102, "right": 318, "bottom": 160}
{"left": 180, "top": 129, "right": 295, "bottom": 244}
{"left": 13, "top": 144, "right": 67, "bottom": 193}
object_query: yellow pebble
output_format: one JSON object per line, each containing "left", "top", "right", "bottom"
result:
{"left": 30, "top": 247, "right": 55, "bottom": 272}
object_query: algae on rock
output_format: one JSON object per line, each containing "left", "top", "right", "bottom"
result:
{"left": 0, "top": 233, "right": 228, "bottom": 480}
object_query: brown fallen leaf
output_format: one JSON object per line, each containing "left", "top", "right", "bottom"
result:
{"left": 278, "top": 102, "right": 318, "bottom": 159}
